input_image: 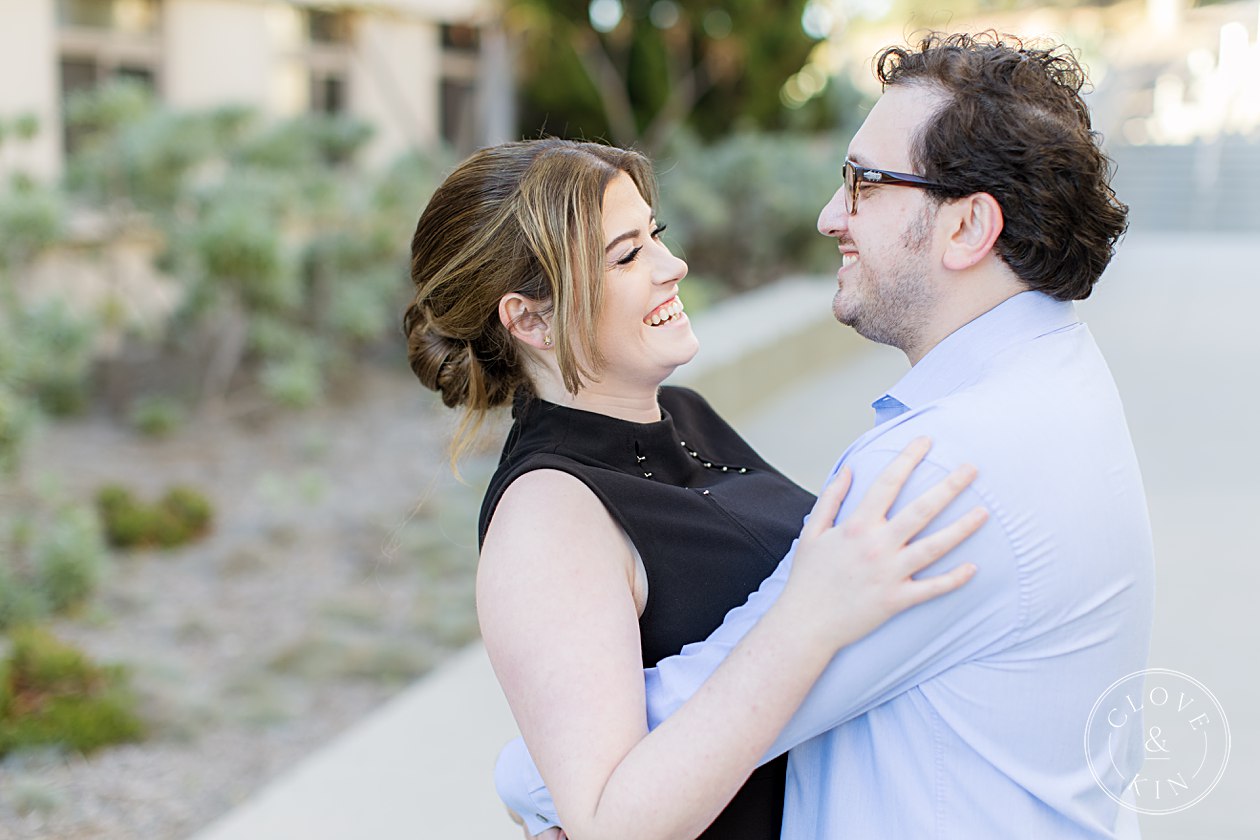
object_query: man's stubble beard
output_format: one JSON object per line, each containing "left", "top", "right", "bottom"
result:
{"left": 832, "top": 206, "right": 938, "bottom": 354}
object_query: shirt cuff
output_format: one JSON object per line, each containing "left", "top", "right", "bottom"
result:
{"left": 494, "top": 737, "right": 560, "bottom": 835}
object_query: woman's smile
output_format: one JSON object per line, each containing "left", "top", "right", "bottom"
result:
{"left": 644, "top": 296, "right": 686, "bottom": 327}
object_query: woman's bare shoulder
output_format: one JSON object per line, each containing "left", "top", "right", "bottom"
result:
{"left": 486, "top": 468, "right": 604, "bottom": 529}
{"left": 480, "top": 469, "right": 630, "bottom": 576}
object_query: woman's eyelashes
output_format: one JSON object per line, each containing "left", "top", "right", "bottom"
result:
{"left": 612, "top": 223, "right": 668, "bottom": 267}
{"left": 615, "top": 245, "right": 643, "bottom": 267}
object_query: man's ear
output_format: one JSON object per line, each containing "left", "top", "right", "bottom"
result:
{"left": 499, "top": 293, "right": 552, "bottom": 350}
{"left": 942, "top": 192, "right": 1004, "bottom": 271}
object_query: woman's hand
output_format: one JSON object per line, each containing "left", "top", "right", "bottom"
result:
{"left": 782, "top": 437, "right": 987, "bottom": 651}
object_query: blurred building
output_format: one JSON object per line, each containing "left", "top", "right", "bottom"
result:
{"left": 807, "top": 0, "right": 1260, "bottom": 232}
{"left": 1098, "top": 0, "right": 1260, "bottom": 231}
{"left": 0, "top": 0, "right": 513, "bottom": 180}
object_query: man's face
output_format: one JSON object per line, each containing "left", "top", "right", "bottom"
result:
{"left": 817, "top": 84, "right": 947, "bottom": 352}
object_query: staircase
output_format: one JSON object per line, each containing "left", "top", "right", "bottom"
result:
{"left": 1108, "top": 138, "right": 1260, "bottom": 231}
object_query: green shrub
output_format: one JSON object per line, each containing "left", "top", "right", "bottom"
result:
{"left": 658, "top": 130, "right": 846, "bottom": 295}
{"left": 33, "top": 505, "right": 105, "bottom": 611}
{"left": 4, "top": 85, "right": 452, "bottom": 421}
{"left": 17, "top": 301, "right": 96, "bottom": 417}
{"left": 0, "top": 293, "right": 96, "bottom": 437}
{"left": 96, "top": 486, "right": 146, "bottom": 548}
{"left": 161, "top": 486, "right": 213, "bottom": 535}
{"left": 95, "top": 483, "right": 214, "bottom": 549}
{"left": 260, "top": 353, "right": 323, "bottom": 408}
{"left": 0, "top": 382, "right": 36, "bottom": 477}
{"left": 0, "top": 178, "right": 64, "bottom": 270}
{"left": 0, "top": 500, "right": 107, "bottom": 630}
{"left": 0, "top": 569, "right": 48, "bottom": 631}
{"left": 0, "top": 626, "right": 144, "bottom": 757}
{"left": 127, "top": 395, "right": 186, "bottom": 438}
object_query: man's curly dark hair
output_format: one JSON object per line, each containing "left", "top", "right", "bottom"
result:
{"left": 875, "top": 32, "right": 1128, "bottom": 300}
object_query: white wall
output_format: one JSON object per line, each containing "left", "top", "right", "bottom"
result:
{"left": 164, "top": 0, "right": 306, "bottom": 115}
{"left": 1, "top": 0, "right": 500, "bottom": 179}
{"left": 350, "top": 11, "right": 441, "bottom": 167}
{"left": 326, "top": 0, "right": 494, "bottom": 24}
{"left": 0, "top": 0, "right": 62, "bottom": 181}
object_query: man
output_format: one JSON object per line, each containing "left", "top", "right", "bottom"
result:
{"left": 502, "top": 32, "right": 1154, "bottom": 838}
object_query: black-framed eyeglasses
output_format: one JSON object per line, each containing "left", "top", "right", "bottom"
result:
{"left": 843, "top": 159, "right": 947, "bottom": 214}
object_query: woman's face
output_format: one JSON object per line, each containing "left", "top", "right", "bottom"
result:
{"left": 594, "top": 171, "right": 698, "bottom": 391}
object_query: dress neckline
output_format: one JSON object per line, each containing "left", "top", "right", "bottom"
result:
{"left": 510, "top": 389, "right": 750, "bottom": 480}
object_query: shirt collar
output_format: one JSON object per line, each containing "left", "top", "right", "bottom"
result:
{"left": 876, "top": 290, "right": 1079, "bottom": 413}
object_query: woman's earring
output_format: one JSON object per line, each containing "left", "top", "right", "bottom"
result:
{"left": 543, "top": 335, "right": 553, "bottom": 347}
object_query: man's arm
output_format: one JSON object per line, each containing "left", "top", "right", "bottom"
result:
{"left": 494, "top": 447, "right": 1012, "bottom": 831}
{"left": 645, "top": 448, "right": 1017, "bottom": 757}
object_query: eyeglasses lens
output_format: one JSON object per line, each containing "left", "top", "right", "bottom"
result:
{"left": 843, "top": 161, "right": 858, "bottom": 213}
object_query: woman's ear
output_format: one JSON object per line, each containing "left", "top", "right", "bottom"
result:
{"left": 941, "top": 192, "right": 1004, "bottom": 272}
{"left": 499, "top": 293, "right": 553, "bottom": 350}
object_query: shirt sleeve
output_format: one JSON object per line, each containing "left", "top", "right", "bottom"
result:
{"left": 646, "top": 448, "right": 1020, "bottom": 760}
{"left": 494, "top": 737, "right": 558, "bottom": 835}
{"left": 492, "top": 448, "right": 1021, "bottom": 827}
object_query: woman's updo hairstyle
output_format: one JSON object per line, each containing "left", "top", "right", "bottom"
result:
{"left": 405, "top": 138, "right": 659, "bottom": 463}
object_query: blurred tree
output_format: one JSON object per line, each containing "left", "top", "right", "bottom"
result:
{"left": 0, "top": 114, "right": 90, "bottom": 474}
{"left": 61, "top": 81, "right": 448, "bottom": 412}
{"left": 658, "top": 130, "right": 842, "bottom": 291}
{"left": 0, "top": 115, "right": 108, "bottom": 630}
{"left": 509, "top": 0, "right": 832, "bottom": 154}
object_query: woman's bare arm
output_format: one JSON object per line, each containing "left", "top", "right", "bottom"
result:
{"left": 478, "top": 438, "right": 984, "bottom": 840}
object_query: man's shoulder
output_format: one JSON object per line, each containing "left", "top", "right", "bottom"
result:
{"left": 845, "top": 400, "right": 993, "bottom": 474}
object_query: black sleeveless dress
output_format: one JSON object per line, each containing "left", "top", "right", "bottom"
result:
{"left": 478, "top": 386, "right": 816, "bottom": 840}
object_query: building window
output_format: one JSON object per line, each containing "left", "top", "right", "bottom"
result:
{"left": 57, "top": 0, "right": 162, "bottom": 92}
{"left": 308, "top": 9, "right": 352, "bottom": 45}
{"left": 440, "top": 24, "right": 481, "bottom": 151}
{"left": 59, "top": 55, "right": 157, "bottom": 103}
{"left": 305, "top": 9, "right": 352, "bottom": 115}
{"left": 311, "top": 72, "right": 346, "bottom": 115}
{"left": 440, "top": 78, "right": 476, "bottom": 148}
{"left": 57, "top": 0, "right": 160, "bottom": 34}
{"left": 57, "top": 0, "right": 163, "bottom": 152}
{"left": 441, "top": 23, "right": 480, "bottom": 52}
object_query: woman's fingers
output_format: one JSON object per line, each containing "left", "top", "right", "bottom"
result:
{"left": 848, "top": 437, "right": 933, "bottom": 522}
{"left": 898, "top": 560, "right": 978, "bottom": 609}
{"left": 895, "top": 505, "right": 989, "bottom": 578}
{"left": 801, "top": 466, "right": 852, "bottom": 539}
{"left": 884, "top": 463, "right": 979, "bottom": 546}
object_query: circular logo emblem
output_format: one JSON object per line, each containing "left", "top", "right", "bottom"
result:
{"left": 1084, "top": 668, "right": 1230, "bottom": 815}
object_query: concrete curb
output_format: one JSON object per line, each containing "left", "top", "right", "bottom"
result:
{"left": 187, "top": 644, "right": 520, "bottom": 839}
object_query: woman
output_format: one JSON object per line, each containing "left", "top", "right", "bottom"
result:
{"left": 404, "top": 139, "right": 986, "bottom": 840}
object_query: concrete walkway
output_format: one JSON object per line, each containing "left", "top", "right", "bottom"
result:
{"left": 191, "top": 232, "right": 1259, "bottom": 840}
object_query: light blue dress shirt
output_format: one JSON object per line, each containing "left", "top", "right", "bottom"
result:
{"left": 497, "top": 291, "right": 1155, "bottom": 839}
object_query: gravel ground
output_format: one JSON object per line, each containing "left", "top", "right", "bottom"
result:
{"left": 0, "top": 363, "right": 500, "bottom": 840}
